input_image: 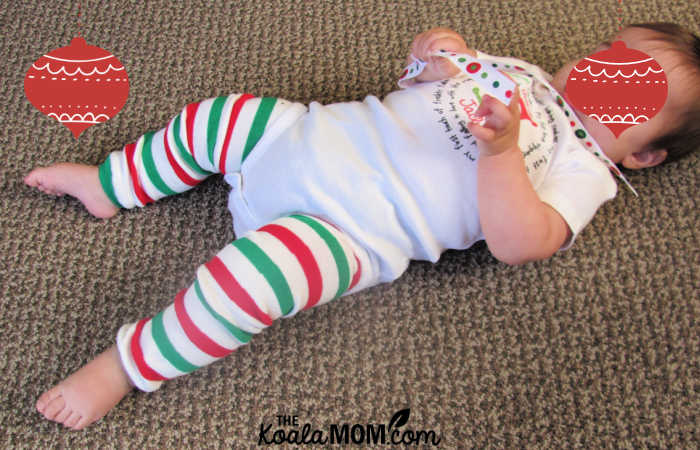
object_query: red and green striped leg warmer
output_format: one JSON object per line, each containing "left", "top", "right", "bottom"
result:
{"left": 116, "top": 214, "right": 372, "bottom": 392}
{"left": 98, "top": 94, "right": 303, "bottom": 208}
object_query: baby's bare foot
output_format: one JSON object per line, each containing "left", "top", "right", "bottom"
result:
{"left": 24, "top": 163, "right": 119, "bottom": 218}
{"left": 36, "top": 345, "right": 133, "bottom": 430}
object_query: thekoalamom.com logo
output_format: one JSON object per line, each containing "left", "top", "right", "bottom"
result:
{"left": 258, "top": 408, "right": 441, "bottom": 446}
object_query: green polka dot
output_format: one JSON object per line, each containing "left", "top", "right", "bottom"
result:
{"left": 505, "top": 64, "right": 510, "bottom": 68}
{"left": 492, "top": 81, "right": 500, "bottom": 88}
{"left": 594, "top": 152, "right": 600, "bottom": 157}
{"left": 458, "top": 57, "right": 467, "bottom": 63}
{"left": 575, "top": 129, "right": 587, "bottom": 139}
{"left": 564, "top": 110, "right": 570, "bottom": 116}
{"left": 492, "top": 63, "right": 498, "bottom": 67}
{"left": 481, "top": 72, "right": 488, "bottom": 78}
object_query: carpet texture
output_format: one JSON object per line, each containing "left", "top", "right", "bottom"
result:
{"left": 1, "top": 0, "right": 698, "bottom": 447}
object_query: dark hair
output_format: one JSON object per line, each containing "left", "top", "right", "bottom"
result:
{"left": 627, "top": 22, "right": 700, "bottom": 163}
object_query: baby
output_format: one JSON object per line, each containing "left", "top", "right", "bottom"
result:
{"left": 24, "top": 23, "right": 700, "bottom": 430}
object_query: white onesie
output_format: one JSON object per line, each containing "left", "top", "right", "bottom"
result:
{"left": 225, "top": 50, "right": 618, "bottom": 286}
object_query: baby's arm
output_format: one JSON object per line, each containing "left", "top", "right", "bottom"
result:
{"left": 407, "top": 29, "right": 570, "bottom": 264}
{"left": 406, "top": 28, "right": 477, "bottom": 84}
{"left": 468, "top": 90, "right": 572, "bottom": 265}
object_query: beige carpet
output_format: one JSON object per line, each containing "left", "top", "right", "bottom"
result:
{"left": 1, "top": 0, "right": 698, "bottom": 447}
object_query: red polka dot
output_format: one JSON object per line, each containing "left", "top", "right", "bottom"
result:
{"left": 505, "top": 90, "right": 512, "bottom": 98}
{"left": 586, "top": 142, "right": 592, "bottom": 147}
{"left": 570, "top": 121, "right": 575, "bottom": 127}
{"left": 466, "top": 62, "right": 481, "bottom": 73}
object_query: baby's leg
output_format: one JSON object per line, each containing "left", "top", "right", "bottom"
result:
{"left": 25, "top": 95, "right": 299, "bottom": 216}
{"left": 36, "top": 214, "right": 376, "bottom": 429}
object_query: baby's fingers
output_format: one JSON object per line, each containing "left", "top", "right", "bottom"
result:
{"left": 466, "top": 120, "right": 496, "bottom": 141}
{"left": 468, "top": 87, "right": 521, "bottom": 156}
{"left": 476, "top": 88, "right": 520, "bottom": 131}
{"left": 507, "top": 85, "right": 521, "bottom": 114}
{"left": 474, "top": 95, "right": 510, "bottom": 131}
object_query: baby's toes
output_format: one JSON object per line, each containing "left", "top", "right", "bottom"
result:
{"left": 40, "top": 394, "right": 66, "bottom": 420}
{"left": 65, "top": 412, "right": 82, "bottom": 429}
{"left": 54, "top": 406, "right": 73, "bottom": 424}
{"left": 73, "top": 416, "right": 90, "bottom": 430}
{"left": 23, "top": 170, "right": 41, "bottom": 187}
{"left": 36, "top": 388, "right": 55, "bottom": 413}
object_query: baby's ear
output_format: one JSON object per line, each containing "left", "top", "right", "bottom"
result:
{"left": 621, "top": 148, "right": 668, "bottom": 169}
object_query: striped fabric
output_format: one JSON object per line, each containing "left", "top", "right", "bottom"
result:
{"left": 116, "top": 214, "right": 364, "bottom": 392}
{"left": 98, "top": 94, "right": 290, "bottom": 208}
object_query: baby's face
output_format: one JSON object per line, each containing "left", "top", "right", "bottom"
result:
{"left": 551, "top": 27, "right": 691, "bottom": 167}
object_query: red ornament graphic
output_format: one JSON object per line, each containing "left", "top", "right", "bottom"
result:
{"left": 565, "top": 40, "right": 667, "bottom": 138}
{"left": 24, "top": 37, "right": 129, "bottom": 138}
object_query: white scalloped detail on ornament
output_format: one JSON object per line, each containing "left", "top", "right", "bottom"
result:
{"left": 572, "top": 64, "right": 664, "bottom": 78}
{"left": 589, "top": 113, "right": 650, "bottom": 124}
{"left": 48, "top": 112, "right": 111, "bottom": 123}
{"left": 31, "top": 61, "right": 126, "bottom": 76}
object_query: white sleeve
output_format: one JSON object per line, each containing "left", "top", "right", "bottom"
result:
{"left": 535, "top": 147, "right": 618, "bottom": 251}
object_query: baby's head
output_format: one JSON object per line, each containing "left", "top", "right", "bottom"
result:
{"left": 552, "top": 22, "right": 700, "bottom": 169}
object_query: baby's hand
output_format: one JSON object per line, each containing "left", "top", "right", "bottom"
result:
{"left": 467, "top": 87, "right": 521, "bottom": 157}
{"left": 406, "top": 28, "right": 475, "bottom": 84}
